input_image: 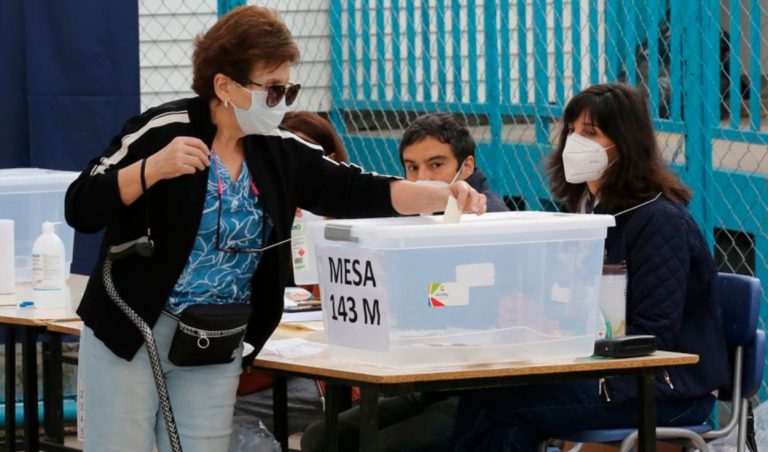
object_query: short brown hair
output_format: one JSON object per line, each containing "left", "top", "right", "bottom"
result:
{"left": 282, "top": 111, "right": 349, "bottom": 163}
{"left": 192, "top": 6, "right": 300, "bottom": 101}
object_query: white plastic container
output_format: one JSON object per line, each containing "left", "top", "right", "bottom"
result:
{"left": 600, "top": 265, "right": 628, "bottom": 338}
{"left": 0, "top": 168, "right": 79, "bottom": 282}
{"left": 0, "top": 219, "right": 14, "bottom": 294}
{"left": 307, "top": 211, "right": 616, "bottom": 368}
{"left": 32, "top": 221, "right": 67, "bottom": 308}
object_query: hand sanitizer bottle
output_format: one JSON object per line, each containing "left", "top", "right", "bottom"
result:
{"left": 32, "top": 221, "right": 67, "bottom": 308}
{"left": 291, "top": 210, "right": 322, "bottom": 285}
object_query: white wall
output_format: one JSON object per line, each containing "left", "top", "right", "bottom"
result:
{"left": 138, "top": 0, "right": 330, "bottom": 111}
{"left": 139, "top": 0, "right": 217, "bottom": 111}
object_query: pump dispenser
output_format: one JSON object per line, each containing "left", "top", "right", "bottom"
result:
{"left": 32, "top": 221, "right": 67, "bottom": 308}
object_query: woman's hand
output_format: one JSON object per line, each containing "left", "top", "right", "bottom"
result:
{"left": 450, "top": 180, "right": 487, "bottom": 214}
{"left": 117, "top": 137, "right": 210, "bottom": 206}
{"left": 146, "top": 137, "right": 210, "bottom": 183}
{"left": 390, "top": 179, "right": 487, "bottom": 215}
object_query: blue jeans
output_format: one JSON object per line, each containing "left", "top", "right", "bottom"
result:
{"left": 79, "top": 313, "right": 243, "bottom": 452}
{"left": 452, "top": 380, "right": 715, "bottom": 452}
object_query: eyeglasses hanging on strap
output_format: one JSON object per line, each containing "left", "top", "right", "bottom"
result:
{"left": 210, "top": 149, "right": 293, "bottom": 254}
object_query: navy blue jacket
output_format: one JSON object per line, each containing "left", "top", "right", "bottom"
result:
{"left": 465, "top": 168, "right": 508, "bottom": 213}
{"left": 596, "top": 196, "right": 730, "bottom": 400}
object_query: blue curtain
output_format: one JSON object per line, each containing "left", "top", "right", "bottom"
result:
{"left": 0, "top": 0, "right": 140, "bottom": 275}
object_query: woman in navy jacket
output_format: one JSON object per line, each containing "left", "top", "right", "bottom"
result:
{"left": 452, "top": 83, "right": 729, "bottom": 451}
{"left": 66, "top": 7, "right": 486, "bottom": 452}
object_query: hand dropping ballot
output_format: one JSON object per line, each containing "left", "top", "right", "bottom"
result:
{"left": 442, "top": 160, "right": 466, "bottom": 224}
{"left": 442, "top": 196, "right": 461, "bottom": 224}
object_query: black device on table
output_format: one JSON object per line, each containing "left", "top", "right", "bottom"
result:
{"left": 594, "top": 335, "right": 657, "bottom": 358}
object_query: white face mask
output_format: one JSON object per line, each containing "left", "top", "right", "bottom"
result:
{"left": 233, "top": 90, "right": 289, "bottom": 135}
{"left": 562, "top": 133, "right": 615, "bottom": 184}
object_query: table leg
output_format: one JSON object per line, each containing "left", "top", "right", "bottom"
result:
{"left": 42, "top": 332, "right": 64, "bottom": 444}
{"left": 358, "top": 385, "right": 379, "bottom": 452}
{"left": 21, "top": 327, "right": 39, "bottom": 452}
{"left": 323, "top": 382, "right": 343, "bottom": 452}
{"left": 4, "top": 326, "right": 16, "bottom": 452}
{"left": 272, "top": 375, "right": 288, "bottom": 452}
{"left": 637, "top": 368, "right": 657, "bottom": 452}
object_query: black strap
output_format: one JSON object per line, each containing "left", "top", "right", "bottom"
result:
{"left": 140, "top": 158, "right": 149, "bottom": 193}
{"left": 140, "top": 158, "right": 152, "bottom": 240}
{"left": 585, "top": 192, "right": 595, "bottom": 214}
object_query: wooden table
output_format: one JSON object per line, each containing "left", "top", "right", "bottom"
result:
{"left": 41, "top": 320, "right": 83, "bottom": 452}
{"left": 252, "top": 347, "right": 698, "bottom": 452}
{"left": 0, "top": 275, "right": 87, "bottom": 452}
{"left": 46, "top": 321, "right": 83, "bottom": 337}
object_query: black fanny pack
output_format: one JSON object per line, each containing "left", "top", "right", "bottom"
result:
{"left": 168, "top": 303, "right": 252, "bottom": 366}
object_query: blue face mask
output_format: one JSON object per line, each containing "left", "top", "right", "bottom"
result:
{"left": 233, "top": 90, "right": 288, "bottom": 135}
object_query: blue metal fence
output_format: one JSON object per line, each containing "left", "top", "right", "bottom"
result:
{"left": 328, "top": 0, "right": 768, "bottom": 396}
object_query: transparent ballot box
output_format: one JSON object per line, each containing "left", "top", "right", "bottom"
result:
{"left": 0, "top": 168, "right": 79, "bottom": 282}
{"left": 307, "top": 211, "right": 615, "bottom": 368}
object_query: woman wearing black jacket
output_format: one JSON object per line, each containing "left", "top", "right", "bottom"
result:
{"left": 451, "top": 83, "right": 729, "bottom": 451}
{"left": 66, "top": 7, "right": 486, "bottom": 452}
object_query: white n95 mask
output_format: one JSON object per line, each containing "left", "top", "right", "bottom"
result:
{"left": 233, "top": 90, "right": 288, "bottom": 135}
{"left": 562, "top": 133, "right": 615, "bottom": 184}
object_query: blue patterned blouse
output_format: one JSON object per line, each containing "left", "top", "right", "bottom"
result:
{"left": 165, "top": 154, "right": 270, "bottom": 315}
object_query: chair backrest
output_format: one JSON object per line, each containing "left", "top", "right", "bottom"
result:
{"left": 716, "top": 272, "right": 764, "bottom": 401}
{"left": 717, "top": 272, "right": 761, "bottom": 347}
{"left": 741, "top": 329, "right": 765, "bottom": 398}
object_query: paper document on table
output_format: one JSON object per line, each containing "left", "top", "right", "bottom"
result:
{"left": 280, "top": 321, "right": 324, "bottom": 332}
{"left": 259, "top": 337, "right": 326, "bottom": 358}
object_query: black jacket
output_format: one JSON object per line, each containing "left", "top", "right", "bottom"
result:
{"left": 596, "top": 197, "right": 730, "bottom": 400}
{"left": 465, "top": 168, "right": 508, "bottom": 213}
{"left": 66, "top": 97, "right": 397, "bottom": 361}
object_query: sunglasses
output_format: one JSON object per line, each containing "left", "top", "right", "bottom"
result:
{"left": 240, "top": 80, "right": 301, "bottom": 108}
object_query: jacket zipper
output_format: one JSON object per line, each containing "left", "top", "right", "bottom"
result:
{"left": 662, "top": 369, "right": 675, "bottom": 390}
{"left": 598, "top": 378, "right": 612, "bottom": 402}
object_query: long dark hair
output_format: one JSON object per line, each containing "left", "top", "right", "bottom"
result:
{"left": 546, "top": 83, "right": 691, "bottom": 212}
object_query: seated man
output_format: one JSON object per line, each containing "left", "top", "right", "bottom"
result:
{"left": 300, "top": 113, "right": 508, "bottom": 452}
{"left": 399, "top": 113, "right": 507, "bottom": 212}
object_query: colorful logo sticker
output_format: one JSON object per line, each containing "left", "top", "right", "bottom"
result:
{"left": 428, "top": 282, "right": 469, "bottom": 307}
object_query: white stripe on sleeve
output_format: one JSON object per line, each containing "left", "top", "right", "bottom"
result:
{"left": 90, "top": 111, "right": 190, "bottom": 175}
